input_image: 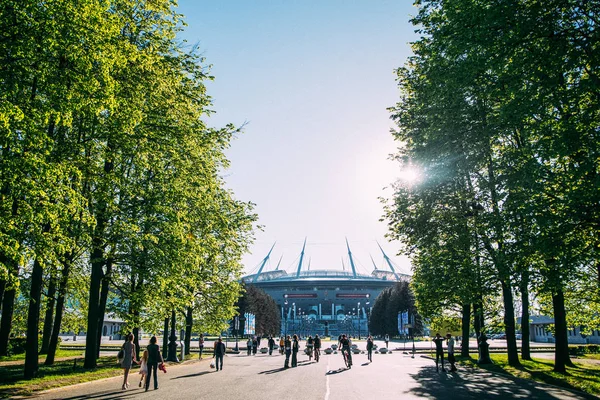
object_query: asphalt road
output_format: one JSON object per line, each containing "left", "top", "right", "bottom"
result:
{"left": 31, "top": 347, "right": 596, "bottom": 400}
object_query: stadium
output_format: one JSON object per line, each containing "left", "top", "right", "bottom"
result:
{"left": 242, "top": 239, "right": 411, "bottom": 338}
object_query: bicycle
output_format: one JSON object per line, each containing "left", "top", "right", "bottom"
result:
{"left": 342, "top": 347, "right": 352, "bottom": 369}
{"left": 305, "top": 345, "right": 313, "bottom": 361}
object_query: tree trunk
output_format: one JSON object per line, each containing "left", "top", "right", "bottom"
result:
{"left": 0, "top": 256, "right": 18, "bottom": 356}
{"left": 461, "top": 303, "right": 470, "bottom": 357}
{"left": 473, "top": 300, "right": 484, "bottom": 337}
{"left": 96, "top": 258, "right": 112, "bottom": 359}
{"left": 520, "top": 268, "right": 531, "bottom": 360}
{"left": 24, "top": 256, "right": 44, "bottom": 379}
{"left": 0, "top": 281, "right": 16, "bottom": 356}
{"left": 133, "top": 325, "right": 140, "bottom": 361}
{"left": 40, "top": 272, "right": 57, "bottom": 354}
{"left": 185, "top": 307, "right": 193, "bottom": 356}
{"left": 162, "top": 316, "right": 169, "bottom": 359}
{"left": 553, "top": 289, "right": 573, "bottom": 372}
{"left": 45, "top": 254, "right": 72, "bottom": 365}
{"left": 0, "top": 279, "right": 5, "bottom": 308}
{"left": 501, "top": 280, "right": 521, "bottom": 367}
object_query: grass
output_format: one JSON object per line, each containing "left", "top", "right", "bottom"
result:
{"left": 0, "top": 349, "right": 85, "bottom": 363}
{"left": 0, "top": 355, "right": 126, "bottom": 397}
{"left": 457, "top": 353, "right": 600, "bottom": 397}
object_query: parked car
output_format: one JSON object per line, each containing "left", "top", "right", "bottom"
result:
{"left": 496, "top": 333, "right": 506, "bottom": 339}
{"left": 515, "top": 333, "right": 522, "bottom": 340}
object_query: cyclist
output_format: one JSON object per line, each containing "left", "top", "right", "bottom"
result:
{"left": 306, "top": 335, "right": 314, "bottom": 360}
{"left": 314, "top": 334, "right": 321, "bottom": 362}
{"left": 339, "top": 334, "right": 352, "bottom": 368}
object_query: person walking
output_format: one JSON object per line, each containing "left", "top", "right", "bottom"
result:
{"left": 314, "top": 334, "right": 321, "bottom": 362}
{"left": 246, "top": 337, "right": 252, "bottom": 356}
{"left": 279, "top": 336, "right": 285, "bottom": 355}
{"left": 446, "top": 333, "right": 457, "bottom": 372}
{"left": 384, "top": 334, "right": 390, "bottom": 349}
{"left": 213, "top": 337, "right": 226, "bottom": 371}
{"left": 284, "top": 335, "right": 292, "bottom": 368}
{"left": 138, "top": 350, "right": 148, "bottom": 388}
{"left": 268, "top": 336, "right": 275, "bottom": 355}
{"left": 145, "top": 336, "right": 164, "bottom": 391}
{"left": 291, "top": 334, "right": 299, "bottom": 367}
{"left": 198, "top": 334, "right": 205, "bottom": 359}
{"left": 366, "top": 335, "right": 374, "bottom": 362}
{"left": 252, "top": 336, "right": 258, "bottom": 355}
{"left": 306, "top": 335, "right": 314, "bottom": 360}
{"left": 432, "top": 333, "right": 445, "bottom": 372}
{"left": 120, "top": 333, "right": 137, "bottom": 390}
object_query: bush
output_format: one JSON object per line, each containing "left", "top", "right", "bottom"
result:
{"left": 569, "top": 345, "right": 600, "bottom": 356}
{"left": 8, "top": 337, "right": 27, "bottom": 355}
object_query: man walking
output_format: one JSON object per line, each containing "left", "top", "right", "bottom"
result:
{"left": 366, "top": 335, "right": 374, "bottom": 362}
{"left": 213, "top": 337, "right": 226, "bottom": 371}
{"left": 446, "top": 333, "right": 457, "bottom": 372}
{"left": 268, "top": 336, "right": 275, "bottom": 355}
{"left": 284, "top": 335, "right": 292, "bottom": 368}
{"left": 432, "top": 333, "right": 445, "bottom": 372}
{"left": 385, "top": 334, "right": 390, "bottom": 349}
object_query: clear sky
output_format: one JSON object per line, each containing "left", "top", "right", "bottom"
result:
{"left": 176, "top": 0, "right": 419, "bottom": 276}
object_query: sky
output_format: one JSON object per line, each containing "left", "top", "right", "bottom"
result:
{"left": 176, "top": 0, "right": 420, "bottom": 276}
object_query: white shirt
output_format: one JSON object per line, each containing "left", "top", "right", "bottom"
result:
{"left": 447, "top": 337, "right": 455, "bottom": 354}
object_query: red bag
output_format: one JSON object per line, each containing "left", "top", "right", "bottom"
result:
{"left": 158, "top": 362, "right": 167, "bottom": 373}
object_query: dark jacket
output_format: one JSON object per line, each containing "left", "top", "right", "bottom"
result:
{"left": 292, "top": 339, "right": 299, "bottom": 353}
{"left": 366, "top": 339, "right": 374, "bottom": 350}
{"left": 214, "top": 341, "right": 226, "bottom": 356}
{"left": 147, "top": 343, "right": 161, "bottom": 364}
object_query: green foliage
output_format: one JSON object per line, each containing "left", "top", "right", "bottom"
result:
{"left": 236, "top": 284, "right": 281, "bottom": 336}
{"left": 369, "top": 281, "right": 421, "bottom": 336}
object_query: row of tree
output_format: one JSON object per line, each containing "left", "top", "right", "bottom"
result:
{"left": 384, "top": 0, "right": 599, "bottom": 373}
{"left": 369, "top": 280, "right": 422, "bottom": 337}
{"left": 0, "top": 0, "right": 257, "bottom": 379}
{"left": 235, "top": 284, "right": 281, "bottom": 337}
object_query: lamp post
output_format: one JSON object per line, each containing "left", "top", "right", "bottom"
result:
{"left": 284, "top": 295, "right": 289, "bottom": 337}
{"left": 358, "top": 302, "right": 361, "bottom": 340}
{"left": 365, "top": 294, "right": 370, "bottom": 336}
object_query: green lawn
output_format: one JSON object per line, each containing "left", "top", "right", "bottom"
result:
{"left": 0, "top": 349, "right": 85, "bottom": 363}
{"left": 0, "top": 355, "right": 125, "bottom": 397}
{"left": 457, "top": 354, "right": 600, "bottom": 397}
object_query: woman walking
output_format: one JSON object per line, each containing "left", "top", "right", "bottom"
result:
{"left": 121, "top": 333, "right": 137, "bottom": 390}
{"left": 146, "top": 336, "right": 164, "bottom": 391}
{"left": 199, "top": 334, "right": 205, "bottom": 359}
{"left": 291, "top": 334, "right": 299, "bottom": 367}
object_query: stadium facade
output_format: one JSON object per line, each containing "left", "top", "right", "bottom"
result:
{"left": 242, "top": 239, "right": 410, "bottom": 338}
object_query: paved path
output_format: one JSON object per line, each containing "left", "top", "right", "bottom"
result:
{"left": 28, "top": 347, "right": 597, "bottom": 400}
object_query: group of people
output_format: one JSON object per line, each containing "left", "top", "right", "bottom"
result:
{"left": 432, "top": 333, "right": 457, "bottom": 372}
{"left": 119, "top": 334, "right": 165, "bottom": 392}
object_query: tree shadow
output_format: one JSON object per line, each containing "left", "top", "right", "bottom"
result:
{"left": 171, "top": 371, "right": 211, "bottom": 379}
{"left": 36, "top": 388, "right": 142, "bottom": 399}
{"left": 407, "top": 365, "right": 595, "bottom": 399}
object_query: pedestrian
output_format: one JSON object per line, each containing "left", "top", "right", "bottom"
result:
{"left": 138, "top": 349, "right": 148, "bottom": 388}
{"left": 257, "top": 335, "right": 262, "bottom": 347}
{"left": 291, "top": 334, "right": 299, "bottom": 367}
{"left": 384, "top": 334, "right": 390, "bottom": 349}
{"left": 284, "top": 335, "right": 291, "bottom": 368}
{"left": 446, "top": 333, "right": 457, "bottom": 372}
{"left": 432, "top": 333, "right": 445, "bottom": 372}
{"left": 198, "top": 334, "right": 205, "bottom": 359}
{"left": 366, "top": 335, "right": 374, "bottom": 362}
{"left": 120, "top": 333, "right": 137, "bottom": 390}
{"left": 145, "top": 336, "right": 164, "bottom": 391}
{"left": 252, "top": 336, "right": 258, "bottom": 355}
{"left": 246, "top": 337, "right": 252, "bottom": 356}
{"left": 268, "top": 336, "right": 275, "bottom": 355}
{"left": 314, "top": 334, "right": 321, "bottom": 362}
{"left": 279, "top": 336, "right": 285, "bottom": 355}
{"left": 213, "top": 337, "right": 226, "bottom": 371}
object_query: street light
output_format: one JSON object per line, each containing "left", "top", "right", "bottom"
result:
{"left": 358, "top": 302, "right": 361, "bottom": 340}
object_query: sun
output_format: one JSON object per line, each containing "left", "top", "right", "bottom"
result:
{"left": 398, "top": 166, "right": 421, "bottom": 184}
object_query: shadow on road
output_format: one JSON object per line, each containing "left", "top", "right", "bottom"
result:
{"left": 258, "top": 367, "right": 287, "bottom": 374}
{"left": 407, "top": 365, "right": 596, "bottom": 399}
{"left": 36, "top": 388, "right": 142, "bottom": 399}
{"left": 326, "top": 368, "right": 348, "bottom": 375}
{"left": 171, "top": 370, "right": 212, "bottom": 379}
{"left": 361, "top": 362, "right": 370, "bottom": 366}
